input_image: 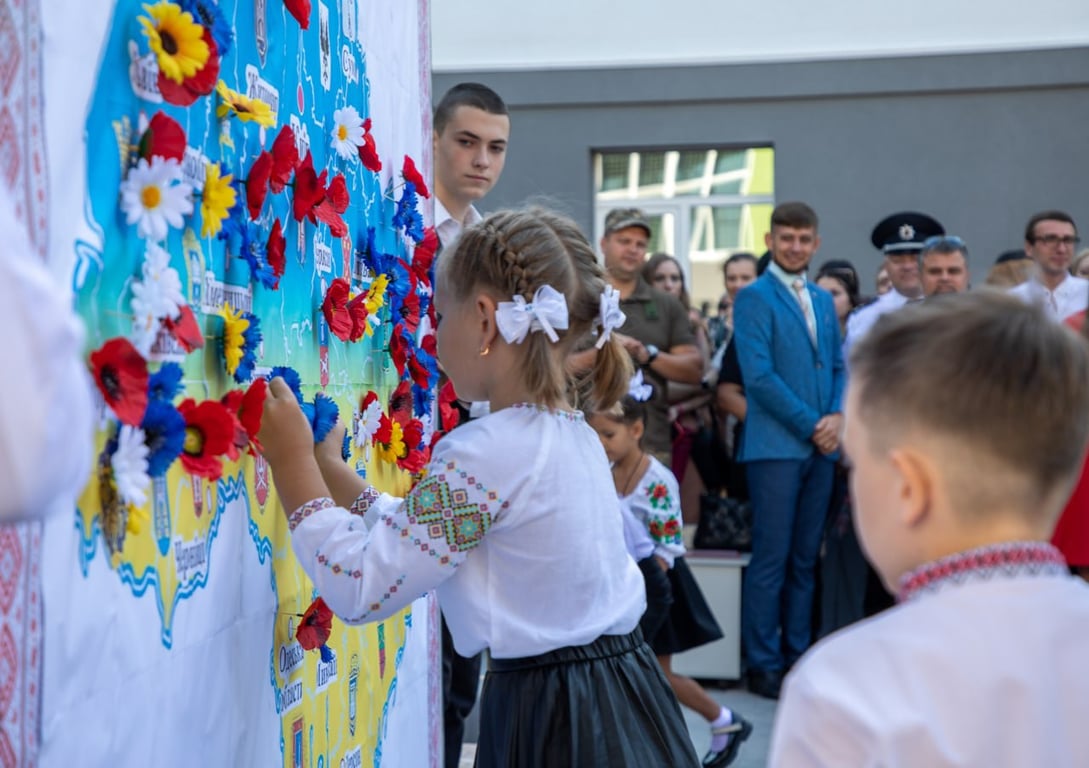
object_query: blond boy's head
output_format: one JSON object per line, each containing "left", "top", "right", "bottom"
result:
{"left": 846, "top": 291, "right": 1089, "bottom": 592}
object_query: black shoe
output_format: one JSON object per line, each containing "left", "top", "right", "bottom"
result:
{"left": 746, "top": 668, "right": 782, "bottom": 700}
{"left": 701, "top": 714, "right": 753, "bottom": 768}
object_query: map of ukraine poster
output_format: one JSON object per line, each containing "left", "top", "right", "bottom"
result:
{"left": 37, "top": 1, "right": 438, "bottom": 766}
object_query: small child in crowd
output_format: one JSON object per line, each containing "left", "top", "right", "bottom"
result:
{"left": 769, "top": 291, "right": 1089, "bottom": 766}
{"left": 589, "top": 387, "right": 752, "bottom": 768}
{"left": 259, "top": 207, "right": 698, "bottom": 767}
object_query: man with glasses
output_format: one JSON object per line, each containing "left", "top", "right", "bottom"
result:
{"left": 844, "top": 211, "right": 944, "bottom": 356}
{"left": 1010, "top": 211, "right": 1087, "bottom": 321}
{"left": 920, "top": 236, "right": 971, "bottom": 296}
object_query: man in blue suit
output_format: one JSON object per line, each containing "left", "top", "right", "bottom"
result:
{"left": 733, "top": 201, "right": 845, "bottom": 699}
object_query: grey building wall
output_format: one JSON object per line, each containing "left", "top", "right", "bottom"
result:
{"left": 434, "top": 46, "right": 1089, "bottom": 289}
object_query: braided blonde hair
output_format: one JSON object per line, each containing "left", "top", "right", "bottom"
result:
{"left": 440, "top": 207, "right": 631, "bottom": 410}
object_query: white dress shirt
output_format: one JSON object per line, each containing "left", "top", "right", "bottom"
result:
{"left": 1009, "top": 273, "right": 1089, "bottom": 322}
{"left": 1, "top": 203, "right": 93, "bottom": 520}
{"left": 770, "top": 543, "right": 1089, "bottom": 767}
{"left": 289, "top": 404, "right": 645, "bottom": 658}
{"left": 434, "top": 196, "right": 482, "bottom": 252}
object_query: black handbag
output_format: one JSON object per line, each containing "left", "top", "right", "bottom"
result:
{"left": 694, "top": 493, "right": 753, "bottom": 551}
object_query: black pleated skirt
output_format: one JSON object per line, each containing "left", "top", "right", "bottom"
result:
{"left": 474, "top": 629, "right": 699, "bottom": 767}
{"left": 649, "top": 556, "right": 724, "bottom": 656}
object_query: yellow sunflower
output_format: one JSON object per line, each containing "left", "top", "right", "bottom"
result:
{"left": 365, "top": 274, "right": 390, "bottom": 315}
{"left": 215, "top": 81, "right": 276, "bottom": 128}
{"left": 201, "top": 163, "right": 236, "bottom": 238}
{"left": 140, "top": 2, "right": 210, "bottom": 85}
{"left": 222, "top": 303, "right": 250, "bottom": 376}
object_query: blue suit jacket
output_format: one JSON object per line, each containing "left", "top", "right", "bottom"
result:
{"left": 733, "top": 271, "right": 845, "bottom": 462}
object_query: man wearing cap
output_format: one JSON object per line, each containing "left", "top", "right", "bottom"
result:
{"left": 920, "top": 236, "right": 971, "bottom": 296}
{"left": 844, "top": 212, "right": 945, "bottom": 356}
{"left": 576, "top": 208, "right": 702, "bottom": 465}
{"left": 1010, "top": 210, "right": 1087, "bottom": 322}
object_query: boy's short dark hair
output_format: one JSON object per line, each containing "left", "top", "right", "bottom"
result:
{"left": 433, "top": 83, "right": 508, "bottom": 136}
{"left": 850, "top": 290, "right": 1089, "bottom": 515}
{"left": 1024, "top": 210, "right": 1077, "bottom": 242}
{"left": 770, "top": 201, "right": 819, "bottom": 232}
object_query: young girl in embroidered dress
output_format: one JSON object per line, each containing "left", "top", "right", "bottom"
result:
{"left": 589, "top": 385, "right": 752, "bottom": 768}
{"left": 259, "top": 207, "right": 698, "bottom": 767}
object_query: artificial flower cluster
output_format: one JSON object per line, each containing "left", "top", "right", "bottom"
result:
{"left": 89, "top": 336, "right": 268, "bottom": 553}
{"left": 357, "top": 381, "right": 429, "bottom": 474}
{"left": 140, "top": 0, "right": 231, "bottom": 107}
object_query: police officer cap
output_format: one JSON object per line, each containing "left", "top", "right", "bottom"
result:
{"left": 870, "top": 212, "right": 945, "bottom": 253}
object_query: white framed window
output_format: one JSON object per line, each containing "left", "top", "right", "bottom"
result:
{"left": 593, "top": 147, "right": 774, "bottom": 312}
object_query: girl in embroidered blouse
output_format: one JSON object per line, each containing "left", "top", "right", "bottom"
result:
{"left": 259, "top": 207, "right": 699, "bottom": 767}
{"left": 589, "top": 392, "right": 752, "bottom": 768}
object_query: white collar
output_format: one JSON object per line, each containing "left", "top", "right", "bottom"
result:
{"left": 434, "top": 197, "right": 481, "bottom": 239}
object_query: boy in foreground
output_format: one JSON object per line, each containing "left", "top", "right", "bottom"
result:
{"left": 769, "top": 291, "right": 1089, "bottom": 767}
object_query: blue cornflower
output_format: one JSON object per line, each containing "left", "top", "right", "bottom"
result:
{"left": 392, "top": 182, "right": 424, "bottom": 243}
{"left": 268, "top": 366, "right": 304, "bottom": 403}
{"left": 309, "top": 393, "right": 339, "bottom": 443}
{"left": 148, "top": 362, "right": 184, "bottom": 402}
{"left": 180, "top": 0, "right": 234, "bottom": 58}
{"left": 234, "top": 312, "right": 263, "bottom": 384}
{"left": 140, "top": 400, "right": 186, "bottom": 477}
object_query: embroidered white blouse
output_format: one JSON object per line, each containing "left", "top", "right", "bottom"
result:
{"left": 770, "top": 543, "right": 1089, "bottom": 767}
{"left": 618, "top": 456, "right": 686, "bottom": 567}
{"left": 289, "top": 404, "right": 646, "bottom": 659}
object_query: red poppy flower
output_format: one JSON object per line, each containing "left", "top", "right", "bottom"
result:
{"left": 283, "top": 0, "right": 311, "bottom": 30}
{"left": 346, "top": 294, "right": 369, "bottom": 342}
{"left": 296, "top": 597, "right": 333, "bottom": 650}
{"left": 221, "top": 378, "right": 267, "bottom": 458}
{"left": 138, "top": 111, "right": 186, "bottom": 163}
{"left": 389, "top": 327, "right": 409, "bottom": 377}
{"left": 269, "top": 125, "right": 299, "bottom": 193}
{"left": 321, "top": 277, "right": 353, "bottom": 342}
{"left": 401, "top": 155, "right": 429, "bottom": 199}
{"left": 266, "top": 218, "right": 286, "bottom": 283}
{"left": 412, "top": 227, "right": 438, "bottom": 284}
{"left": 438, "top": 380, "right": 461, "bottom": 434}
{"left": 664, "top": 519, "right": 681, "bottom": 536}
{"left": 157, "top": 30, "right": 220, "bottom": 106}
{"left": 651, "top": 484, "right": 668, "bottom": 500}
{"left": 177, "top": 398, "right": 236, "bottom": 480}
{"left": 90, "top": 337, "right": 149, "bottom": 426}
{"left": 359, "top": 119, "right": 381, "bottom": 172}
{"left": 247, "top": 151, "right": 273, "bottom": 220}
{"left": 396, "top": 271, "right": 421, "bottom": 335}
{"left": 312, "top": 174, "right": 349, "bottom": 238}
{"left": 421, "top": 332, "right": 437, "bottom": 358}
{"left": 389, "top": 380, "right": 413, "bottom": 426}
{"left": 292, "top": 152, "right": 327, "bottom": 223}
{"left": 163, "top": 305, "right": 205, "bottom": 352}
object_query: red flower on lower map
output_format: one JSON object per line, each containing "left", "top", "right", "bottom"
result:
{"left": 177, "top": 398, "right": 235, "bottom": 480}
{"left": 157, "top": 30, "right": 220, "bottom": 107}
{"left": 90, "top": 337, "right": 149, "bottom": 426}
{"left": 269, "top": 125, "right": 299, "bottom": 194}
{"left": 221, "top": 378, "right": 267, "bottom": 459}
{"left": 296, "top": 597, "right": 333, "bottom": 650}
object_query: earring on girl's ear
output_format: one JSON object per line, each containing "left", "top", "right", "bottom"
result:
{"left": 480, "top": 345, "right": 490, "bottom": 357}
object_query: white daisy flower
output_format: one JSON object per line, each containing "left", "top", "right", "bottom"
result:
{"left": 112, "top": 424, "right": 151, "bottom": 507}
{"left": 330, "top": 105, "right": 365, "bottom": 160}
{"left": 130, "top": 303, "right": 161, "bottom": 357}
{"left": 120, "top": 156, "right": 194, "bottom": 241}
{"left": 355, "top": 397, "right": 384, "bottom": 449}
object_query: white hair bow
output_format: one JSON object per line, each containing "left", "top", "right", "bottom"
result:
{"left": 628, "top": 370, "right": 653, "bottom": 402}
{"left": 495, "top": 285, "right": 570, "bottom": 344}
{"left": 595, "top": 285, "right": 626, "bottom": 348}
